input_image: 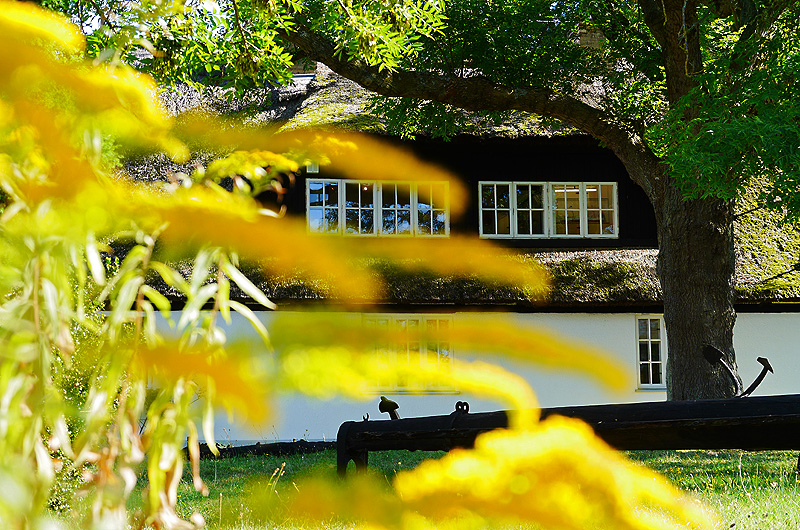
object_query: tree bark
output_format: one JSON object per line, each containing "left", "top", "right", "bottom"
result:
{"left": 646, "top": 167, "right": 741, "bottom": 400}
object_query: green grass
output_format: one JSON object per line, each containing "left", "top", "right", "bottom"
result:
{"left": 626, "top": 450, "right": 800, "bottom": 530}
{"left": 165, "top": 449, "right": 442, "bottom": 528}
{"left": 58, "top": 449, "right": 800, "bottom": 529}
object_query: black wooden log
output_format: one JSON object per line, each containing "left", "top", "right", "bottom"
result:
{"left": 337, "top": 394, "right": 800, "bottom": 476}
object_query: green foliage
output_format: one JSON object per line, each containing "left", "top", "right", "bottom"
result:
{"left": 650, "top": 15, "right": 800, "bottom": 207}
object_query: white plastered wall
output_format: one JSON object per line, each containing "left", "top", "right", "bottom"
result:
{"left": 165, "top": 311, "right": 799, "bottom": 442}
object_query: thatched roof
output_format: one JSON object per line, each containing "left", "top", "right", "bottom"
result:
{"left": 118, "top": 66, "right": 800, "bottom": 309}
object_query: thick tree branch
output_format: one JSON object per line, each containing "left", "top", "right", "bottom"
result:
{"left": 639, "top": 0, "right": 669, "bottom": 48}
{"left": 279, "top": 23, "right": 662, "bottom": 193}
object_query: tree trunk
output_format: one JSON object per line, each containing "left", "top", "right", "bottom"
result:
{"left": 651, "top": 171, "right": 741, "bottom": 400}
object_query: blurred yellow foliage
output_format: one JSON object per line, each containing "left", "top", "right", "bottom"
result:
{"left": 288, "top": 418, "right": 716, "bottom": 530}
{"left": 395, "top": 417, "right": 715, "bottom": 530}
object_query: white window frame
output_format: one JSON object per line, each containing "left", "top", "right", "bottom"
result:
{"left": 636, "top": 314, "right": 667, "bottom": 390}
{"left": 478, "top": 181, "right": 618, "bottom": 239}
{"left": 363, "top": 313, "right": 456, "bottom": 393}
{"left": 307, "top": 179, "right": 450, "bottom": 237}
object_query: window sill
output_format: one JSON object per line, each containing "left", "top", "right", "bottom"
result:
{"left": 635, "top": 387, "right": 667, "bottom": 392}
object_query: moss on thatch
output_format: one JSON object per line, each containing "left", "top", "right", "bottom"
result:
{"left": 734, "top": 183, "right": 800, "bottom": 302}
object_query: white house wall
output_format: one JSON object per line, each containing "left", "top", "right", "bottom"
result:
{"left": 162, "top": 311, "right": 799, "bottom": 442}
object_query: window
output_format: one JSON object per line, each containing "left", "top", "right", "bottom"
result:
{"left": 478, "top": 181, "right": 618, "bottom": 238}
{"left": 637, "top": 315, "right": 666, "bottom": 389}
{"left": 307, "top": 179, "right": 449, "bottom": 237}
{"left": 364, "top": 314, "right": 455, "bottom": 392}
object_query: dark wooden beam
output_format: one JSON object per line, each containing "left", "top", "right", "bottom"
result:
{"left": 337, "top": 394, "right": 800, "bottom": 476}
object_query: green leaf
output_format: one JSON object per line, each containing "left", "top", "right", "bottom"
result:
{"left": 178, "top": 283, "right": 218, "bottom": 330}
{"left": 86, "top": 232, "right": 106, "bottom": 285}
{"left": 40, "top": 278, "right": 60, "bottom": 333}
{"left": 228, "top": 300, "right": 271, "bottom": 346}
{"left": 141, "top": 285, "right": 173, "bottom": 320}
{"left": 150, "top": 261, "right": 190, "bottom": 294}
{"left": 108, "top": 276, "right": 144, "bottom": 338}
{"left": 219, "top": 257, "right": 275, "bottom": 309}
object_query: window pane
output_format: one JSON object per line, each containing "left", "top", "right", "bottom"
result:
{"left": 496, "top": 210, "right": 511, "bottom": 235}
{"left": 517, "top": 210, "right": 531, "bottom": 235}
{"left": 325, "top": 208, "right": 339, "bottom": 230}
{"left": 530, "top": 211, "right": 544, "bottom": 234}
{"left": 517, "top": 186, "right": 529, "bottom": 208}
{"left": 552, "top": 186, "right": 566, "bottom": 209}
{"left": 308, "top": 209, "right": 324, "bottom": 232}
{"left": 554, "top": 210, "right": 567, "bottom": 235}
{"left": 345, "top": 182, "right": 359, "bottom": 207}
{"left": 640, "top": 363, "right": 650, "bottom": 385}
{"left": 600, "top": 184, "right": 614, "bottom": 208}
{"left": 565, "top": 186, "right": 580, "bottom": 208}
{"left": 566, "top": 209, "right": 580, "bottom": 234}
{"left": 601, "top": 211, "right": 616, "bottom": 234}
{"left": 325, "top": 182, "right": 339, "bottom": 206}
{"left": 431, "top": 183, "right": 446, "bottom": 208}
{"left": 650, "top": 319, "right": 660, "bottom": 339}
{"left": 481, "top": 184, "right": 495, "bottom": 208}
{"left": 586, "top": 186, "right": 599, "bottom": 209}
{"left": 432, "top": 211, "right": 447, "bottom": 235}
{"left": 496, "top": 184, "right": 510, "bottom": 208}
{"left": 361, "top": 183, "right": 374, "bottom": 206}
{"left": 427, "top": 346, "right": 438, "bottom": 363}
{"left": 345, "top": 209, "right": 359, "bottom": 233}
{"left": 530, "top": 186, "right": 543, "bottom": 208}
{"left": 309, "top": 181, "right": 324, "bottom": 206}
{"left": 382, "top": 186, "right": 395, "bottom": 209}
{"left": 382, "top": 211, "right": 396, "bottom": 232}
{"left": 361, "top": 210, "right": 374, "bottom": 232}
{"left": 398, "top": 185, "right": 411, "bottom": 208}
{"left": 638, "top": 319, "right": 648, "bottom": 339}
{"left": 418, "top": 209, "right": 431, "bottom": 234}
{"left": 652, "top": 363, "right": 662, "bottom": 384}
{"left": 651, "top": 342, "right": 661, "bottom": 362}
{"left": 552, "top": 184, "right": 581, "bottom": 235}
{"left": 418, "top": 185, "right": 431, "bottom": 210}
{"left": 482, "top": 210, "right": 496, "bottom": 235}
{"left": 587, "top": 215, "right": 601, "bottom": 235}
{"left": 639, "top": 342, "right": 649, "bottom": 361}
{"left": 398, "top": 210, "right": 412, "bottom": 234}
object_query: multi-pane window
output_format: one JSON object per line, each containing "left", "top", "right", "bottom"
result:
{"left": 478, "top": 181, "right": 618, "bottom": 238}
{"left": 515, "top": 183, "right": 546, "bottom": 236}
{"left": 344, "top": 181, "right": 375, "bottom": 234}
{"left": 364, "top": 314, "right": 454, "bottom": 392}
{"left": 307, "top": 179, "right": 449, "bottom": 237}
{"left": 637, "top": 315, "right": 666, "bottom": 389}
{"left": 307, "top": 179, "right": 339, "bottom": 233}
{"left": 417, "top": 182, "right": 449, "bottom": 235}
{"left": 586, "top": 183, "right": 617, "bottom": 236}
{"left": 551, "top": 183, "right": 582, "bottom": 236}
{"left": 381, "top": 183, "right": 413, "bottom": 235}
{"left": 480, "top": 183, "right": 512, "bottom": 236}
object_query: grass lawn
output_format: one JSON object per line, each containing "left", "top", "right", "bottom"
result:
{"left": 143, "top": 449, "right": 799, "bottom": 530}
{"left": 58, "top": 448, "right": 800, "bottom": 529}
{"left": 628, "top": 450, "right": 800, "bottom": 530}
